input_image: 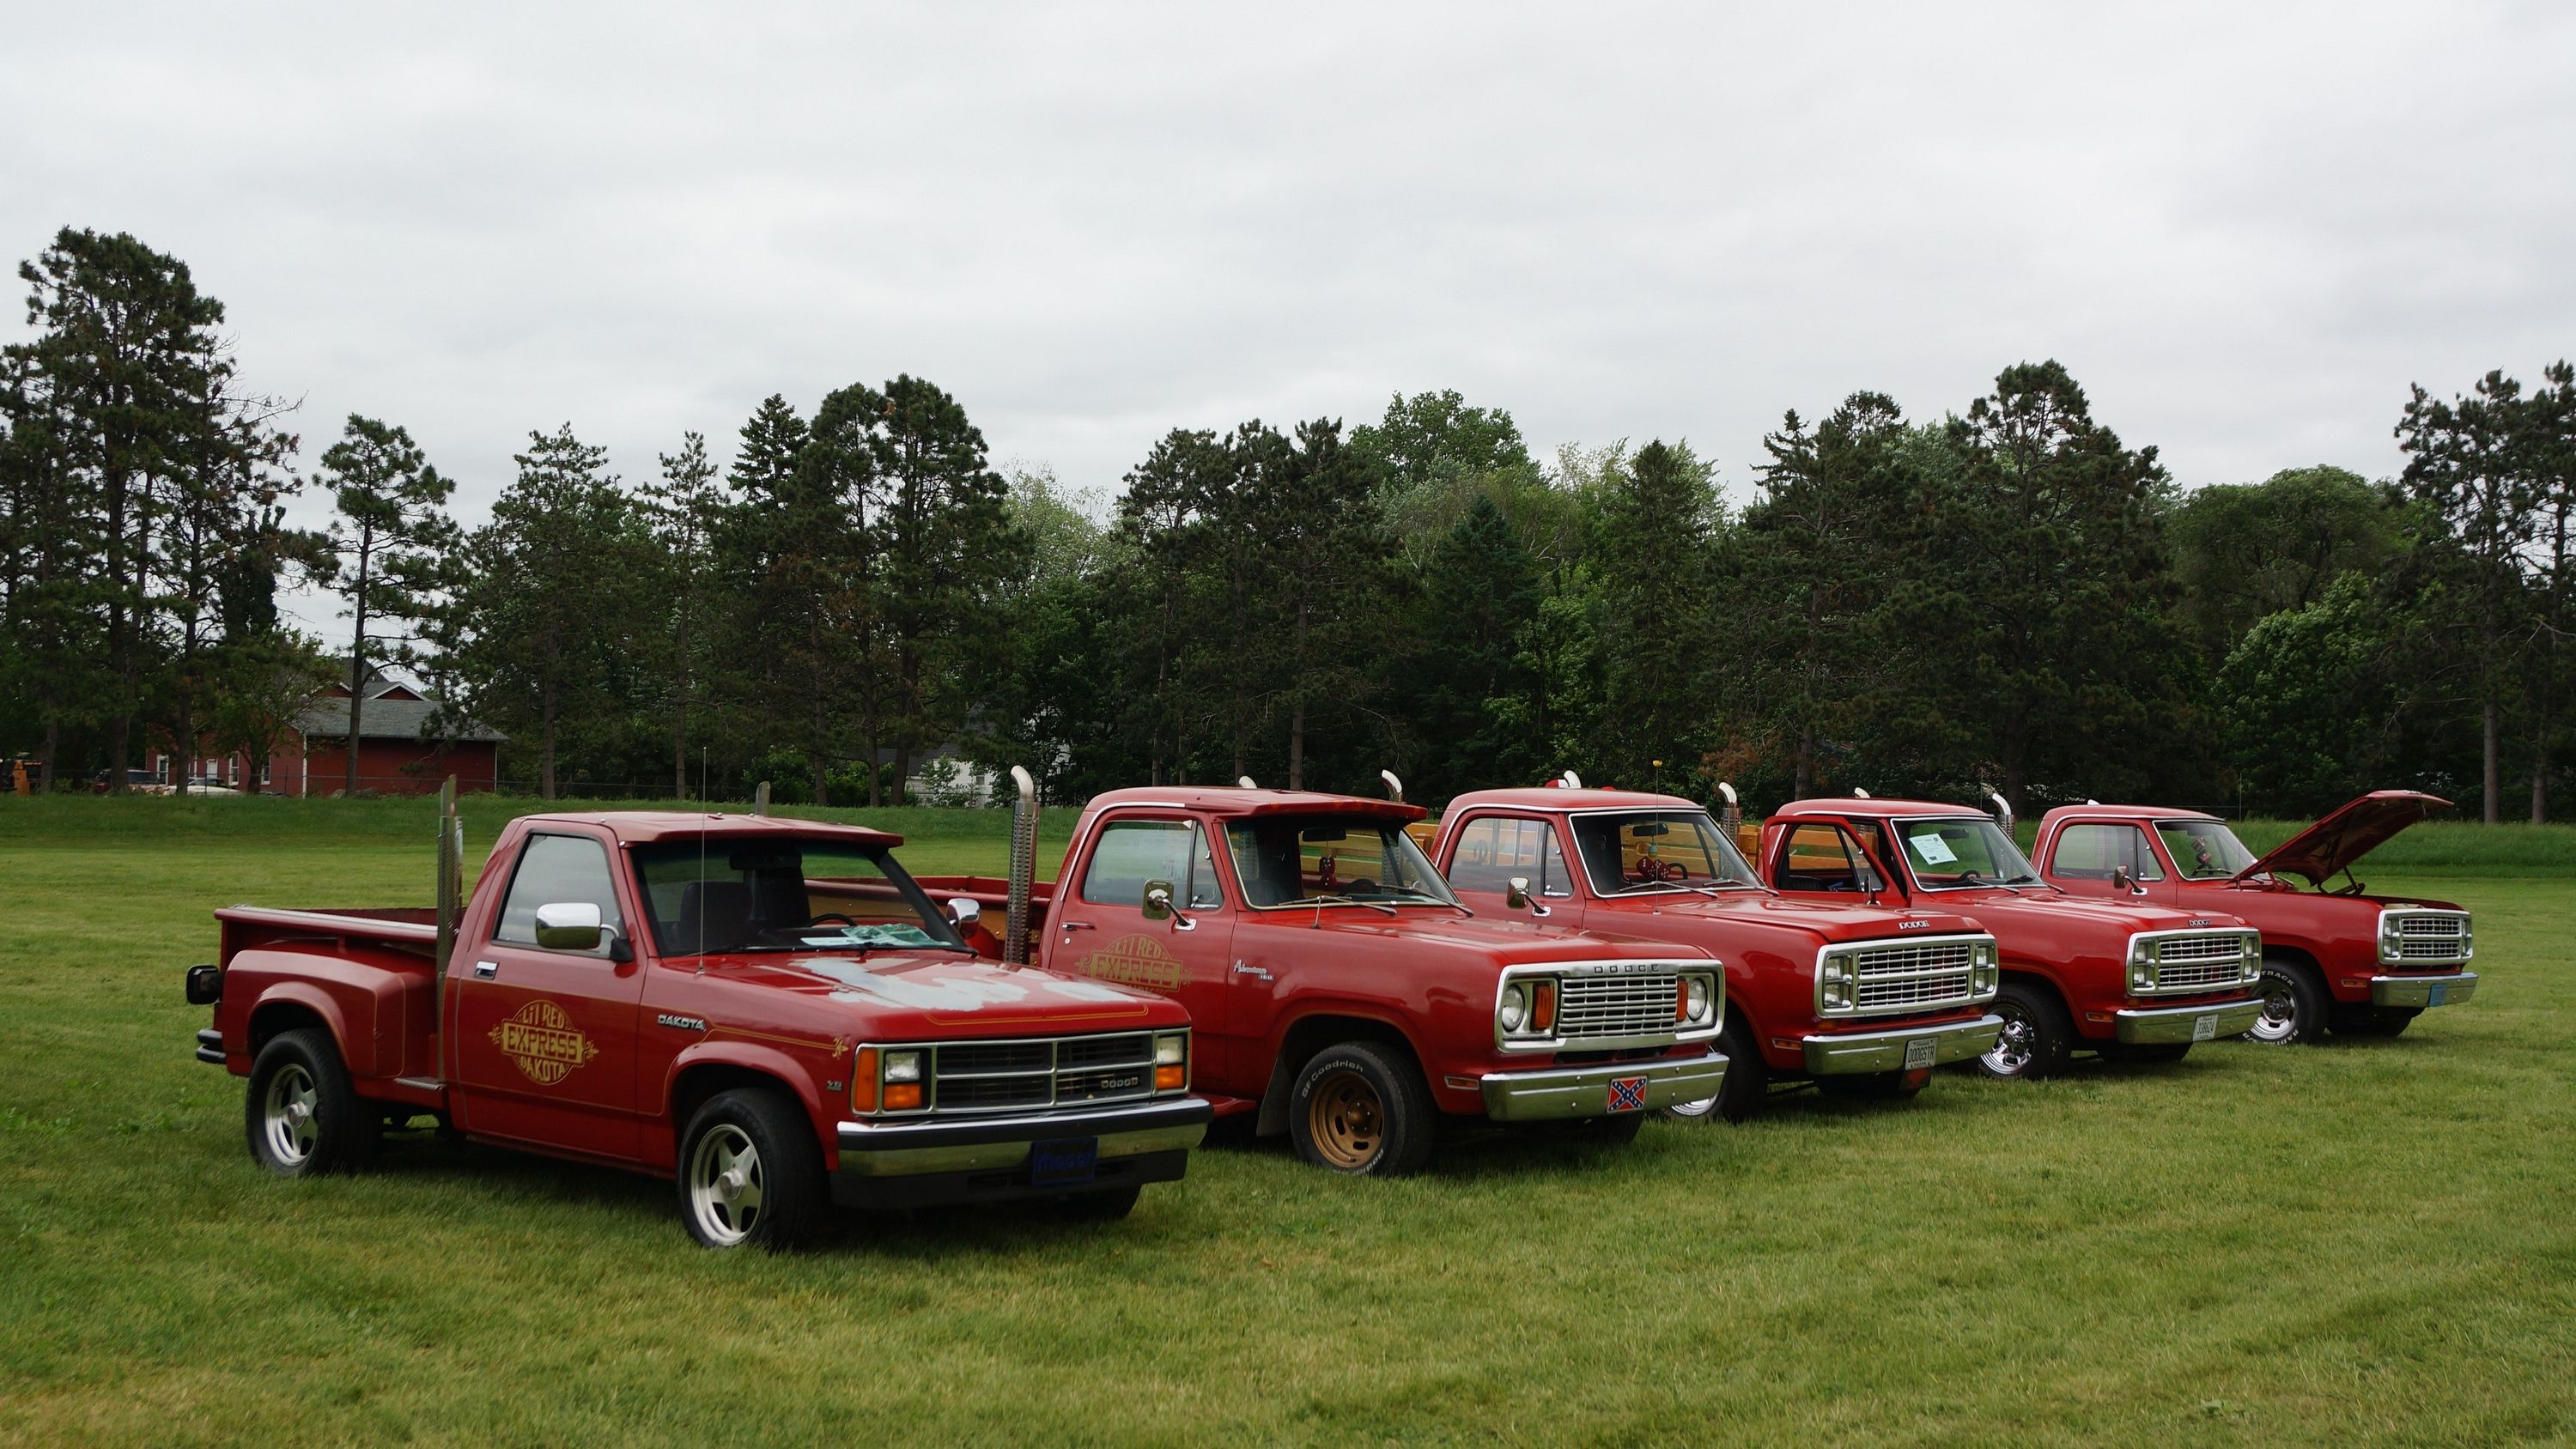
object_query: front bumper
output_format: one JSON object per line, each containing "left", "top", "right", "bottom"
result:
{"left": 1803, "top": 1014, "right": 2003, "bottom": 1076}
{"left": 830, "top": 1096, "right": 1212, "bottom": 1209}
{"left": 1479, "top": 1051, "right": 1728, "bottom": 1122}
{"left": 2371, "top": 971, "right": 2478, "bottom": 1009}
{"left": 2114, "top": 996, "right": 2263, "bottom": 1044}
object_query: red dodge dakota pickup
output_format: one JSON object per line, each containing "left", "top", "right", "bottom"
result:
{"left": 2031, "top": 791, "right": 2476, "bottom": 1043}
{"left": 185, "top": 785, "right": 1210, "bottom": 1248}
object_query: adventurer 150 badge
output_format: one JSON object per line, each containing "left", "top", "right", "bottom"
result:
{"left": 489, "top": 998, "right": 600, "bottom": 1084}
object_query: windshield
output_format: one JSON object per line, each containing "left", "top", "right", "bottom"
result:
{"left": 1224, "top": 815, "right": 1460, "bottom": 910}
{"left": 1571, "top": 809, "right": 1764, "bottom": 895}
{"left": 2156, "top": 818, "right": 2257, "bottom": 880}
{"left": 1884, "top": 816, "right": 2042, "bottom": 889}
{"left": 629, "top": 837, "right": 969, "bottom": 955}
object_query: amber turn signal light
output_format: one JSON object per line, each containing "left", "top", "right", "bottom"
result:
{"left": 884, "top": 1082, "right": 923, "bottom": 1111}
{"left": 1154, "top": 1064, "right": 1186, "bottom": 1091}
{"left": 849, "top": 1047, "right": 879, "bottom": 1112}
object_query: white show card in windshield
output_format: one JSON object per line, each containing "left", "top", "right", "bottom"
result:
{"left": 1908, "top": 830, "right": 1959, "bottom": 864}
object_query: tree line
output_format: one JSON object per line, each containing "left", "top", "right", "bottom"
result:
{"left": 5, "top": 227, "right": 2571, "bottom": 822}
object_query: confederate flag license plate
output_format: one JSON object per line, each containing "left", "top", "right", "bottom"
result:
{"left": 1607, "top": 1076, "right": 1649, "bottom": 1113}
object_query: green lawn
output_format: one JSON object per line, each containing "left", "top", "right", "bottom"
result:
{"left": 1, "top": 799, "right": 2569, "bottom": 1445}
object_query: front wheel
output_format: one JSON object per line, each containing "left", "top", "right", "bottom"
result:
{"left": 2245, "top": 956, "right": 2328, "bottom": 1045}
{"left": 677, "top": 1088, "right": 824, "bottom": 1250}
{"left": 1976, "top": 982, "right": 2073, "bottom": 1080}
{"left": 246, "top": 1028, "right": 379, "bottom": 1176}
{"left": 1288, "top": 1042, "right": 1437, "bottom": 1176}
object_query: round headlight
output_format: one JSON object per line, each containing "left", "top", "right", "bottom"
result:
{"left": 1686, "top": 977, "right": 1711, "bottom": 1021}
{"left": 1499, "top": 984, "right": 1528, "bottom": 1033}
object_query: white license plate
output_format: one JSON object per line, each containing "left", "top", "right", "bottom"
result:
{"left": 2191, "top": 1014, "right": 2218, "bottom": 1041}
{"left": 1903, "top": 1036, "right": 1938, "bottom": 1070}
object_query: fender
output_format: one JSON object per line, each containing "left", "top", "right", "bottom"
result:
{"left": 659, "top": 1040, "right": 832, "bottom": 1163}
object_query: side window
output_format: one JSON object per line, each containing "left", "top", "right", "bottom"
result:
{"left": 495, "top": 834, "right": 623, "bottom": 947}
{"left": 1079, "top": 821, "right": 1224, "bottom": 909}
{"left": 2054, "top": 824, "right": 2164, "bottom": 882}
{"left": 1446, "top": 816, "right": 1572, "bottom": 896}
{"left": 1779, "top": 824, "right": 1864, "bottom": 891}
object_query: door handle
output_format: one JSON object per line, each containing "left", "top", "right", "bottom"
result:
{"left": 473, "top": 961, "right": 498, "bottom": 979}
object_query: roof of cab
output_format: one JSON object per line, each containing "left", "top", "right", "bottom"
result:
{"left": 1773, "top": 797, "right": 1991, "bottom": 817}
{"left": 1082, "top": 786, "right": 1426, "bottom": 823}
{"left": 1449, "top": 786, "right": 1700, "bottom": 813}
{"left": 518, "top": 811, "right": 902, "bottom": 847}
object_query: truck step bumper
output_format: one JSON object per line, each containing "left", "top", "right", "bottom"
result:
{"left": 829, "top": 1097, "right": 1211, "bottom": 1209}
{"left": 1479, "top": 1051, "right": 1728, "bottom": 1122}
{"left": 194, "top": 1028, "right": 225, "bottom": 1065}
{"left": 1803, "top": 1014, "right": 2003, "bottom": 1076}
{"left": 2371, "top": 971, "right": 2477, "bottom": 1009}
{"left": 2113, "top": 997, "right": 2263, "bottom": 1045}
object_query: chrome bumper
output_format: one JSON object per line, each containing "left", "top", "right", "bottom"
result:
{"left": 832, "top": 1096, "right": 1212, "bottom": 1179}
{"left": 1802, "top": 1014, "right": 2003, "bottom": 1075}
{"left": 1479, "top": 1051, "right": 1728, "bottom": 1122}
{"left": 2114, "top": 997, "right": 2263, "bottom": 1044}
{"left": 2371, "top": 971, "right": 2478, "bottom": 1009}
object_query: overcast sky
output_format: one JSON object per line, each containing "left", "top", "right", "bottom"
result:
{"left": 6, "top": 2, "right": 2572, "bottom": 634}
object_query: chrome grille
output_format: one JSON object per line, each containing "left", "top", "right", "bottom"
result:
{"left": 1556, "top": 973, "right": 1680, "bottom": 1040}
{"left": 928, "top": 1032, "right": 1156, "bottom": 1114}
{"left": 2391, "top": 912, "right": 2470, "bottom": 963}
{"left": 1851, "top": 940, "right": 1975, "bottom": 1013}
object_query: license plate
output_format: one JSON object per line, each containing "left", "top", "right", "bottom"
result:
{"left": 1030, "top": 1137, "right": 1098, "bottom": 1186}
{"left": 1903, "top": 1036, "right": 1938, "bottom": 1070}
{"left": 1607, "top": 1076, "right": 1649, "bottom": 1113}
{"left": 2191, "top": 1014, "right": 2218, "bottom": 1041}
{"left": 2427, "top": 982, "right": 2448, "bottom": 1007}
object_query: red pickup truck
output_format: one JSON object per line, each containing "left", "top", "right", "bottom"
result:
{"left": 185, "top": 801, "right": 1210, "bottom": 1248}
{"left": 1755, "top": 798, "right": 2265, "bottom": 1078}
{"left": 924, "top": 786, "right": 1729, "bottom": 1175}
{"left": 1425, "top": 785, "right": 2002, "bottom": 1121}
{"left": 2030, "top": 791, "right": 2477, "bottom": 1043}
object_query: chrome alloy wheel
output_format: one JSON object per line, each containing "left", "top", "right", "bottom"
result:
{"left": 2246, "top": 972, "right": 2300, "bottom": 1043}
{"left": 1981, "top": 1005, "right": 2037, "bottom": 1076}
{"left": 686, "top": 1124, "right": 766, "bottom": 1246}
{"left": 261, "top": 1062, "right": 320, "bottom": 1167}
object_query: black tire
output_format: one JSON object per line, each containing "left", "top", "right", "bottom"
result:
{"left": 1288, "top": 1041, "right": 1437, "bottom": 1176}
{"left": 1976, "top": 980, "right": 2075, "bottom": 1080}
{"left": 677, "top": 1088, "right": 825, "bottom": 1250}
{"left": 245, "top": 1027, "right": 380, "bottom": 1176}
{"left": 2331, "top": 1003, "right": 2419, "bottom": 1039}
{"left": 2244, "top": 955, "right": 2328, "bottom": 1045}
{"left": 1667, "top": 1013, "right": 1766, "bottom": 1124}
{"left": 2103, "top": 1042, "right": 2192, "bottom": 1065}
{"left": 1059, "top": 1185, "right": 1143, "bottom": 1221}
{"left": 1814, "top": 1070, "right": 1923, "bottom": 1101}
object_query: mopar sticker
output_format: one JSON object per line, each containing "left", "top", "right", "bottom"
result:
{"left": 489, "top": 999, "right": 600, "bottom": 1084}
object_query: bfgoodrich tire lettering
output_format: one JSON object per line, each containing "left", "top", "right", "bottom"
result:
{"left": 2245, "top": 955, "right": 2327, "bottom": 1045}
{"left": 677, "top": 1088, "right": 824, "bottom": 1250}
{"left": 1977, "top": 980, "right": 2074, "bottom": 1080}
{"left": 245, "top": 1027, "right": 379, "bottom": 1176}
{"left": 1287, "top": 1041, "right": 1437, "bottom": 1176}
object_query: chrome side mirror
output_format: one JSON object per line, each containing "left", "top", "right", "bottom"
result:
{"left": 534, "top": 900, "right": 605, "bottom": 951}
{"left": 1140, "top": 880, "right": 1176, "bottom": 922}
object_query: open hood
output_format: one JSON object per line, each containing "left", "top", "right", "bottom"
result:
{"left": 2233, "top": 791, "right": 2451, "bottom": 886}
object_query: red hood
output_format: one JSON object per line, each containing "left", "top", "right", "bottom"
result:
{"left": 702, "top": 949, "right": 1187, "bottom": 1037}
{"left": 2234, "top": 791, "right": 2452, "bottom": 886}
{"left": 1584, "top": 891, "right": 1986, "bottom": 945}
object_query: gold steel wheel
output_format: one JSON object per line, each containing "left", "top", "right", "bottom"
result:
{"left": 1304, "top": 1069, "right": 1386, "bottom": 1170}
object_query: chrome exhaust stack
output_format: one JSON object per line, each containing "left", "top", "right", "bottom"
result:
{"left": 1005, "top": 765, "right": 1037, "bottom": 966}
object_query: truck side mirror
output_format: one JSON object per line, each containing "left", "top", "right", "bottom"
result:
{"left": 1139, "top": 880, "right": 1176, "bottom": 922}
{"left": 534, "top": 901, "right": 605, "bottom": 951}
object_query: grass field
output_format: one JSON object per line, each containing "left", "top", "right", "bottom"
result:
{"left": 2, "top": 797, "right": 2570, "bottom": 1446}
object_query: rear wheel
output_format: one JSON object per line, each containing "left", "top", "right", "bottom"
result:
{"left": 1288, "top": 1042, "right": 1437, "bottom": 1176}
{"left": 1666, "top": 1014, "right": 1765, "bottom": 1123}
{"left": 677, "top": 1088, "right": 823, "bottom": 1250}
{"left": 245, "top": 1028, "right": 379, "bottom": 1176}
{"left": 2245, "top": 955, "right": 2327, "bottom": 1045}
{"left": 1976, "top": 981, "right": 2074, "bottom": 1080}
